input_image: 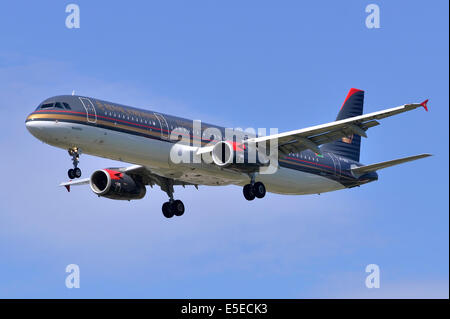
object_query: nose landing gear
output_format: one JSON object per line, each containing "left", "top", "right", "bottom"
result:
{"left": 67, "top": 148, "right": 82, "bottom": 179}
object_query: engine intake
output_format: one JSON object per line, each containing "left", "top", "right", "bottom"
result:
{"left": 90, "top": 169, "right": 146, "bottom": 200}
{"left": 211, "top": 141, "right": 269, "bottom": 170}
{"left": 211, "top": 141, "right": 234, "bottom": 166}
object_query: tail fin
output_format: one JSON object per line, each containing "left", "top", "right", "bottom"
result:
{"left": 321, "top": 88, "right": 365, "bottom": 162}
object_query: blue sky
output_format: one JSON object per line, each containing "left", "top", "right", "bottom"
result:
{"left": 0, "top": 0, "right": 448, "bottom": 298}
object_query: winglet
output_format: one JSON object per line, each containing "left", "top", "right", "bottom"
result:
{"left": 64, "top": 185, "right": 71, "bottom": 192}
{"left": 420, "top": 99, "right": 429, "bottom": 112}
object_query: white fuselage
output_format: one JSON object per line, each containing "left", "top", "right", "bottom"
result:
{"left": 26, "top": 120, "right": 345, "bottom": 195}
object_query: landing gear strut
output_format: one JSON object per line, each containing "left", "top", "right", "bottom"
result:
{"left": 243, "top": 174, "right": 266, "bottom": 201}
{"left": 67, "top": 147, "right": 82, "bottom": 179}
{"left": 160, "top": 178, "right": 185, "bottom": 218}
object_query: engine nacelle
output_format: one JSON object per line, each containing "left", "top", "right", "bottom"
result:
{"left": 211, "top": 141, "right": 269, "bottom": 170}
{"left": 90, "top": 169, "right": 146, "bottom": 200}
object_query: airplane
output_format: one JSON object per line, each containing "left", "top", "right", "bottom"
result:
{"left": 25, "top": 88, "right": 431, "bottom": 218}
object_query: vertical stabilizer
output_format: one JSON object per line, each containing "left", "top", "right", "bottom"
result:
{"left": 321, "top": 88, "right": 364, "bottom": 161}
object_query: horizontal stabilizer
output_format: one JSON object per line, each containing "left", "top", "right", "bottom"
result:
{"left": 351, "top": 154, "right": 431, "bottom": 175}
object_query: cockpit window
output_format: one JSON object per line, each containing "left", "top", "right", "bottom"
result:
{"left": 40, "top": 103, "right": 54, "bottom": 109}
{"left": 54, "top": 102, "right": 64, "bottom": 109}
{"left": 63, "top": 102, "right": 71, "bottom": 110}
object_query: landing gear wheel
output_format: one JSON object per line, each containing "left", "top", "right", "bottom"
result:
{"left": 162, "top": 202, "right": 174, "bottom": 218}
{"left": 254, "top": 182, "right": 266, "bottom": 199}
{"left": 74, "top": 167, "right": 82, "bottom": 178}
{"left": 68, "top": 169, "right": 75, "bottom": 179}
{"left": 172, "top": 200, "right": 185, "bottom": 216}
{"left": 243, "top": 184, "right": 256, "bottom": 201}
{"left": 160, "top": 178, "right": 185, "bottom": 219}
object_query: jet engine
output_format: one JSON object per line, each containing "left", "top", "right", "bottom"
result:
{"left": 90, "top": 169, "right": 146, "bottom": 200}
{"left": 211, "top": 141, "right": 269, "bottom": 170}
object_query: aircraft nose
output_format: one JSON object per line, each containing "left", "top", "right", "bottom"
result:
{"left": 25, "top": 118, "right": 45, "bottom": 139}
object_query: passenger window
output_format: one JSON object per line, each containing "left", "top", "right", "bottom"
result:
{"left": 40, "top": 103, "right": 54, "bottom": 109}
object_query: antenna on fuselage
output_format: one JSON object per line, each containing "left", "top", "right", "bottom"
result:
{"left": 71, "top": 90, "right": 75, "bottom": 96}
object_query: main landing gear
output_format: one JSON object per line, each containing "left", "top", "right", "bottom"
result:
{"left": 243, "top": 174, "right": 266, "bottom": 201}
{"left": 160, "top": 178, "right": 185, "bottom": 218}
{"left": 67, "top": 147, "right": 82, "bottom": 179}
{"left": 162, "top": 200, "right": 185, "bottom": 218}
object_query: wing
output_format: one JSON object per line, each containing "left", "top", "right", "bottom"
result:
{"left": 60, "top": 178, "right": 90, "bottom": 191}
{"left": 244, "top": 100, "right": 429, "bottom": 155}
{"left": 60, "top": 164, "right": 198, "bottom": 192}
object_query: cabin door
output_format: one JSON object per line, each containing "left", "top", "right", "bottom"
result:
{"left": 79, "top": 97, "right": 97, "bottom": 123}
{"left": 154, "top": 113, "right": 170, "bottom": 140}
